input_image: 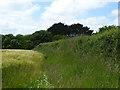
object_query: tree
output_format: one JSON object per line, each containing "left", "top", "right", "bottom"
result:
{"left": 47, "top": 22, "right": 93, "bottom": 37}
{"left": 16, "top": 34, "right": 23, "bottom": 40}
{"left": 2, "top": 37, "right": 10, "bottom": 49}
{"left": 22, "top": 34, "right": 33, "bottom": 49}
{"left": 5, "top": 34, "right": 15, "bottom": 39}
{"left": 69, "top": 23, "right": 93, "bottom": 36}
{"left": 10, "top": 39, "right": 22, "bottom": 49}
{"left": 99, "top": 25, "right": 116, "bottom": 33}
{"left": 2, "top": 34, "right": 15, "bottom": 49}
{"left": 31, "top": 30, "right": 52, "bottom": 47}
{"left": 69, "top": 23, "right": 83, "bottom": 36}
{"left": 47, "top": 22, "right": 69, "bottom": 35}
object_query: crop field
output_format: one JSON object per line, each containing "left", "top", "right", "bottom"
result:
{"left": 2, "top": 49, "right": 53, "bottom": 88}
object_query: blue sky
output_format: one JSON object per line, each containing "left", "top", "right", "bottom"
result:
{"left": 85, "top": 2, "right": 118, "bottom": 18}
{"left": 32, "top": 2, "right": 52, "bottom": 21}
{"left": 0, "top": 0, "right": 119, "bottom": 35}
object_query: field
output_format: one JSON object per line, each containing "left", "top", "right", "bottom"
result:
{"left": 2, "top": 29, "right": 119, "bottom": 88}
{"left": 2, "top": 49, "right": 54, "bottom": 88}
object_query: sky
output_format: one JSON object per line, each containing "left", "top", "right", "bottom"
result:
{"left": 0, "top": 0, "right": 119, "bottom": 35}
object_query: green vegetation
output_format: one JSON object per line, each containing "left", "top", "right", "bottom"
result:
{"left": 2, "top": 25, "right": 119, "bottom": 88}
{"left": 99, "top": 25, "right": 118, "bottom": 33}
{"left": 1, "top": 22, "right": 93, "bottom": 50}
{"left": 2, "top": 31, "right": 52, "bottom": 50}
{"left": 47, "top": 22, "right": 93, "bottom": 36}
{"left": 34, "top": 28, "right": 119, "bottom": 88}
{"left": 2, "top": 49, "right": 53, "bottom": 88}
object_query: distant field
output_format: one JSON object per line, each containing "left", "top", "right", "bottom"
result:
{"left": 2, "top": 49, "right": 53, "bottom": 88}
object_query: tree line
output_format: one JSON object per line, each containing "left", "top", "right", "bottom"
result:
{"left": 47, "top": 22, "right": 93, "bottom": 36}
{"left": 1, "top": 22, "right": 117, "bottom": 49}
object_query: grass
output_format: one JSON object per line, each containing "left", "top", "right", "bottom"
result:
{"left": 34, "top": 29, "right": 119, "bottom": 88}
{"left": 2, "top": 29, "right": 119, "bottom": 88}
{"left": 2, "top": 49, "right": 53, "bottom": 88}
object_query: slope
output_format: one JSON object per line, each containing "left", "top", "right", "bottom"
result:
{"left": 34, "top": 29, "right": 119, "bottom": 88}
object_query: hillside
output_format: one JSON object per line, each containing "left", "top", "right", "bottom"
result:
{"left": 34, "top": 29, "right": 119, "bottom": 88}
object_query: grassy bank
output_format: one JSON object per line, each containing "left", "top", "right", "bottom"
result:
{"left": 34, "top": 29, "right": 119, "bottom": 88}
{"left": 2, "top": 49, "right": 53, "bottom": 88}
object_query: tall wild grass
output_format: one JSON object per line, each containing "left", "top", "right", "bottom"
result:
{"left": 34, "top": 29, "right": 119, "bottom": 88}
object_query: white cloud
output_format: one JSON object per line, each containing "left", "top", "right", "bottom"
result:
{"left": 0, "top": 0, "right": 40, "bottom": 35}
{"left": 40, "top": 0, "right": 118, "bottom": 32}
{"left": 32, "top": 0, "right": 56, "bottom": 2}
{"left": 0, "top": 0, "right": 119, "bottom": 35}
{"left": 41, "top": 0, "right": 119, "bottom": 19}
{"left": 114, "top": 18, "right": 118, "bottom": 25}
{"left": 111, "top": 9, "right": 118, "bottom": 16}
{"left": 111, "top": 9, "right": 119, "bottom": 26}
{"left": 41, "top": 0, "right": 108, "bottom": 20}
{"left": 79, "top": 16, "right": 117, "bottom": 32}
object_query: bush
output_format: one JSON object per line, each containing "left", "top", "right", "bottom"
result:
{"left": 52, "top": 35, "right": 68, "bottom": 41}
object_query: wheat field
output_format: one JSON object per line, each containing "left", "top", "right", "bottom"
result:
{"left": 2, "top": 49, "right": 49, "bottom": 88}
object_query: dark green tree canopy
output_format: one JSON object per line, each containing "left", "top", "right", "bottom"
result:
{"left": 47, "top": 22, "right": 69, "bottom": 35}
{"left": 47, "top": 22, "right": 93, "bottom": 36}
{"left": 31, "top": 30, "right": 52, "bottom": 46}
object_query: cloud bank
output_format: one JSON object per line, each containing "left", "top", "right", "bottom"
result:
{"left": 0, "top": 0, "right": 119, "bottom": 35}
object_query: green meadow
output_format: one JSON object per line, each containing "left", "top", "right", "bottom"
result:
{"left": 2, "top": 29, "right": 119, "bottom": 88}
